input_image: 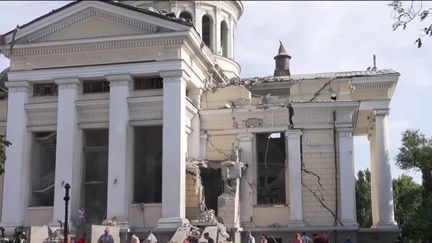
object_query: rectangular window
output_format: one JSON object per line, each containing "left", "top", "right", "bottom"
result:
{"left": 30, "top": 132, "right": 56, "bottom": 207}
{"left": 83, "top": 129, "right": 108, "bottom": 224}
{"left": 134, "top": 126, "right": 163, "bottom": 203}
{"left": 133, "top": 76, "right": 163, "bottom": 90}
{"left": 83, "top": 79, "right": 110, "bottom": 94}
{"left": 33, "top": 83, "right": 58, "bottom": 97}
{"left": 256, "top": 132, "right": 286, "bottom": 205}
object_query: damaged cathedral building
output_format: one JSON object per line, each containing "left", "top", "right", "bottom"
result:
{"left": 0, "top": 0, "right": 400, "bottom": 242}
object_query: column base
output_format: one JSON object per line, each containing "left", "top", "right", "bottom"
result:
{"left": 374, "top": 221, "right": 398, "bottom": 229}
{"left": 340, "top": 220, "right": 359, "bottom": 227}
{"left": 157, "top": 217, "right": 189, "bottom": 229}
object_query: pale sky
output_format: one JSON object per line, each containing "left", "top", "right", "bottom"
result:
{"left": 1, "top": 1, "right": 431, "bottom": 183}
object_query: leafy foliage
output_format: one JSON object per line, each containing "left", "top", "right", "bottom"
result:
{"left": 389, "top": 1, "right": 432, "bottom": 47}
{"left": 355, "top": 169, "right": 372, "bottom": 227}
{"left": 396, "top": 129, "right": 432, "bottom": 241}
{"left": 0, "top": 135, "right": 11, "bottom": 175}
{"left": 393, "top": 175, "right": 423, "bottom": 241}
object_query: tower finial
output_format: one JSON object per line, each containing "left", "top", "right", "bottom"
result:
{"left": 274, "top": 41, "right": 291, "bottom": 76}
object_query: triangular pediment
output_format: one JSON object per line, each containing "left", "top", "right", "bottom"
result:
{"left": 6, "top": 1, "right": 191, "bottom": 44}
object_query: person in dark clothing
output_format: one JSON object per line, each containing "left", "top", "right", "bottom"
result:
{"left": 203, "top": 232, "right": 214, "bottom": 243}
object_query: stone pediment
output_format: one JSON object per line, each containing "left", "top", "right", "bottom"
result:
{"left": 8, "top": 1, "right": 190, "bottom": 44}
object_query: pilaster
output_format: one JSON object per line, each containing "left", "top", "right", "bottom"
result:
{"left": 106, "top": 74, "right": 132, "bottom": 227}
{"left": 285, "top": 129, "right": 303, "bottom": 226}
{"left": 51, "top": 77, "right": 80, "bottom": 226}
{"left": 1, "top": 81, "right": 30, "bottom": 231}
{"left": 337, "top": 127, "right": 357, "bottom": 226}
{"left": 158, "top": 70, "right": 189, "bottom": 229}
{"left": 238, "top": 133, "right": 254, "bottom": 226}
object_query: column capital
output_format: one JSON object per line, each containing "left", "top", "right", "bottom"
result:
{"left": 337, "top": 127, "right": 353, "bottom": 137}
{"left": 159, "top": 70, "right": 189, "bottom": 83}
{"left": 285, "top": 129, "right": 302, "bottom": 139}
{"left": 106, "top": 74, "right": 132, "bottom": 87}
{"left": 55, "top": 77, "right": 80, "bottom": 90}
{"left": 374, "top": 108, "right": 390, "bottom": 117}
{"left": 5, "top": 81, "right": 30, "bottom": 92}
{"left": 237, "top": 133, "right": 254, "bottom": 142}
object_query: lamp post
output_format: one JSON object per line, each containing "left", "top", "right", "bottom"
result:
{"left": 64, "top": 183, "right": 71, "bottom": 241}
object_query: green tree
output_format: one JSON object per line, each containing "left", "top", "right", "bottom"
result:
{"left": 392, "top": 175, "right": 423, "bottom": 241}
{"left": 389, "top": 0, "right": 432, "bottom": 47}
{"left": 396, "top": 129, "right": 432, "bottom": 241}
{"left": 0, "top": 135, "right": 10, "bottom": 175}
{"left": 355, "top": 169, "right": 372, "bottom": 227}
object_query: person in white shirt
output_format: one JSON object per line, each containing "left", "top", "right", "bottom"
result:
{"left": 300, "top": 232, "right": 313, "bottom": 243}
{"left": 146, "top": 230, "right": 157, "bottom": 243}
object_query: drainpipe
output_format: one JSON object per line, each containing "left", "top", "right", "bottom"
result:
{"left": 333, "top": 110, "right": 339, "bottom": 226}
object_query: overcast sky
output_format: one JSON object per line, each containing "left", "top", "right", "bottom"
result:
{"left": 1, "top": 1, "right": 431, "bottom": 183}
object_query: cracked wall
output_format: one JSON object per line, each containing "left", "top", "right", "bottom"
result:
{"left": 301, "top": 129, "right": 337, "bottom": 226}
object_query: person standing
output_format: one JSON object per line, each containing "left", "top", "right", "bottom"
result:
{"left": 203, "top": 232, "right": 214, "bottom": 243}
{"left": 98, "top": 227, "right": 114, "bottom": 243}
{"left": 77, "top": 233, "right": 87, "bottom": 243}
{"left": 260, "top": 233, "right": 267, "bottom": 243}
{"left": 343, "top": 236, "right": 352, "bottom": 243}
{"left": 146, "top": 230, "right": 158, "bottom": 243}
{"left": 292, "top": 233, "right": 302, "bottom": 243}
{"left": 247, "top": 231, "right": 256, "bottom": 243}
{"left": 131, "top": 234, "right": 140, "bottom": 243}
{"left": 300, "top": 232, "right": 312, "bottom": 243}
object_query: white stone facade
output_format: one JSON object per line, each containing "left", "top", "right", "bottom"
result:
{"left": 0, "top": 0, "right": 399, "bottom": 242}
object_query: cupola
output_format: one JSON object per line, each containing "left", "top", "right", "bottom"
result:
{"left": 274, "top": 41, "right": 291, "bottom": 76}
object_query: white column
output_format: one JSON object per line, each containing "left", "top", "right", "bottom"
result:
{"left": 286, "top": 130, "right": 303, "bottom": 225}
{"left": 51, "top": 78, "right": 80, "bottom": 226}
{"left": 158, "top": 70, "right": 188, "bottom": 229}
{"left": 187, "top": 89, "right": 201, "bottom": 159}
{"left": 1, "top": 81, "right": 30, "bottom": 231}
{"left": 369, "top": 128, "right": 380, "bottom": 227}
{"left": 106, "top": 74, "right": 132, "bottom": 225}
{"left": 238, "top": 133, "right": 254, "bottom": 226}
{"left": 337, "top": 128, "right": 357, "bottom": 225}
{"left": 374, "top": 109, "right": 397, "bottom": 227}
{"left": 199, "top": 133, "right": 208, "bottom": 160}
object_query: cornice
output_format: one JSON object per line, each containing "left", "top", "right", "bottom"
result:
{"left": 2, "top": 38, "right": 184, "bottom": 57}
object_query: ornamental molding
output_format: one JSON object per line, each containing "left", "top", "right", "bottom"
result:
{"left": 76, "top": 99, "right": 109, "bottom": 124}
{"left": 106, "top": 74, "right": 133, "bottom": 87}
{"left": 159, "top": 69, "right": 190, "bottom": 81}
{"left": 55, "top": 77, "right": 81, "bottom": 90}
{"left": 285, "top": 129, "right": 302, "bottom": 138}
{"left": 25, "top": 7, "right": 158, "bottom": 43}
{"left": 374, "top": 108, "right": 390, "bottom": 117}
{"left": 354, "top": 82, "right": 393, "bottom": 90}
{"left": 4, "top": 38, "right": 184, "bottom": 57}
{"left": 25, "top": 102, "right": 58, "bottom": 127}
{"left": 5, "top": 81, "right": 31, "bottom": 92}
{"left": 128, "top": 96, "right": 163, "bottom": 121}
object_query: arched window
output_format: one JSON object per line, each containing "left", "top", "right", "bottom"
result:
{"left": 179, "top": 11, "right": 193, "bottom": 23}
{"left": 221, "top": 20, "right": 229, "bottom": 57}
{"left": 202, "top": 14, "right": 212, "bottom": 49}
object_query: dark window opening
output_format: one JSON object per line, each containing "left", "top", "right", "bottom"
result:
{"left": 133, "top": 76, "right": 163, "bottom": 90}
{"left": 33, "top": 83, "right": 58, "bottom": 97}
{"left": 201, "top": 168, "right": 222, "bottom": 214}
{"left": 83, "top": 129, "right": 109, "bottom": 224}
{"left": 30, "top": 132, "right": 56, "bottom": 207}
{"left": 134, "top": 126, "right": 163, "bottom": 203}
{"left": 202, "top": 15, "right": 212, "bottom": 48}
{"left": 180, "top": 11, "right": 193, "bottom": 23}
{"left": 83, "top": 79, "right": 110, "bottom": 94}
{"left": 221, "top": 21, "right": 228, "bottom": 57}
{"left": 256, "top": 132, "right": 286, "bottom": 205}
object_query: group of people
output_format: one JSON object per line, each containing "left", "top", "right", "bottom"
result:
{"left": 247, "top": 230, "right": 353, "bottom": 243}
{"left": 62, "top": 227, "right": 158, "bottom": 243}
